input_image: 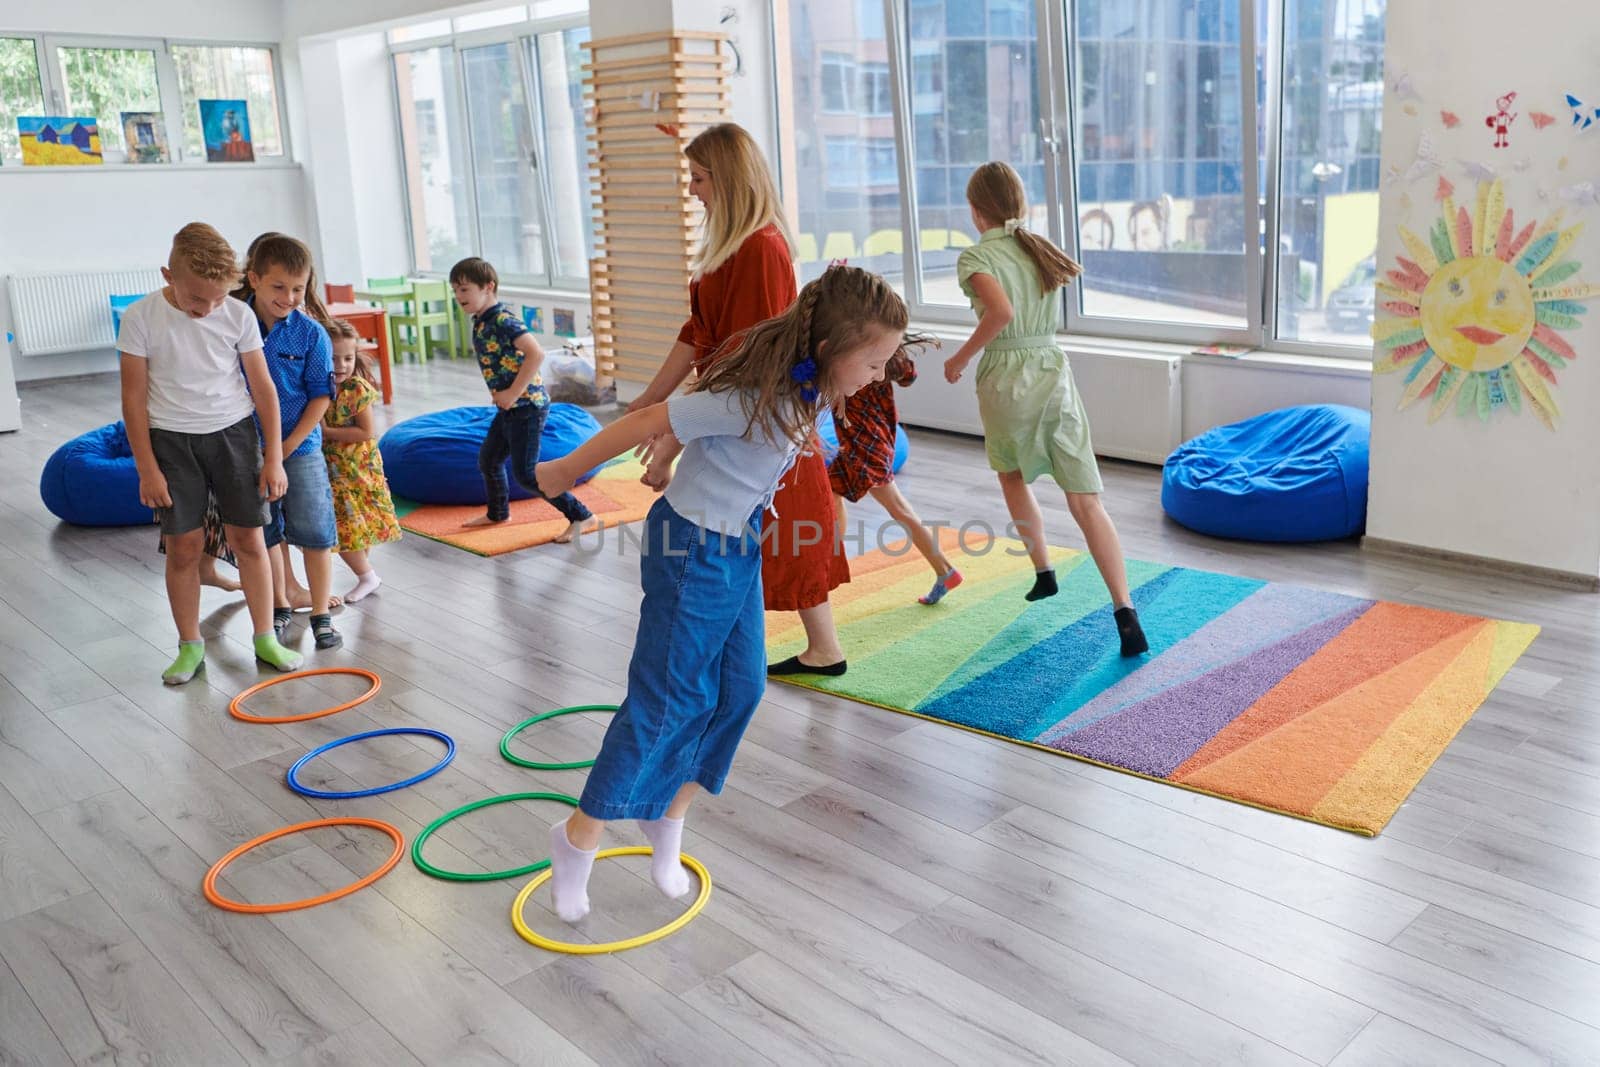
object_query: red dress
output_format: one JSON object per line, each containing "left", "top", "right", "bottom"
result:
{"left": 678, "top": 224, "right": 850, "bottom": 611}
{"left": 828, "top": 353, "right": 915, "bottom": 502}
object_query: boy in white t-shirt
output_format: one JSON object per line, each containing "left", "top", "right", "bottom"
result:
{"left": 119, "top": 222, "right": 304, "bottom": 683}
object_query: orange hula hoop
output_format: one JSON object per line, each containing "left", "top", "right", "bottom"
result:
{"left": 203, "top": 817, "right": 404, "bottom": 914}
{"left": 229, "top": 667, "right": 382, "bottom": 724}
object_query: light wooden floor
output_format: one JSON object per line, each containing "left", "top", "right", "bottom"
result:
{"left": 2, "top": 361, "right": 1598, "bottom": 1066}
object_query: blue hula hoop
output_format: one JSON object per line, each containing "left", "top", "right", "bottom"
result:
{"left": 287, "top": 728, "right": 456, "bottom": 799}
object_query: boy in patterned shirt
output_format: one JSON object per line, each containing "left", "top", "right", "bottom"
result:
{"left": 449, "top": 257, "right": 595, "bottom": 542}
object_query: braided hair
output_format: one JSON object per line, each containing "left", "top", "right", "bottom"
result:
{"left": 693, "top": 264, "right": 931, "bottom": 446}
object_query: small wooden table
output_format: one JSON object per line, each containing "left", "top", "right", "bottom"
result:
{"left": 327, "top": 302, "right": 393, "bottom": 405}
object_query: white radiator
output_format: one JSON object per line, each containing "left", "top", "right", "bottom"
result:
{"left": 7, "top": 268, "right": 162, "bottom": 356}
{"left": 895, "top": 334, "right": 1185, "bottom": 465}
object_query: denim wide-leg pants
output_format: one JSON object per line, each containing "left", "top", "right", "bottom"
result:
{"left": 579, "top": 497, "right": 766, "bottom": 820}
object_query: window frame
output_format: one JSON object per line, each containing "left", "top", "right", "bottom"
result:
{"left": 40, "top": 34, "right": 183, "bottom": 164}
{"left": 0, "top": 34, "right": 49, "bottom": 164}
{"left": 6, "top": 32, "right": 292, "bottom": 165}
{"left": 164, "top": 38, "right": 293, "bottom": 161}
{"left": 782, "top": 0, "right": 1373, "bottom": 361}
{"left": 389, "top": 9, "right": 590, "bottom": 292}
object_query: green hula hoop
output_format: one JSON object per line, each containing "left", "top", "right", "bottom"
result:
{"left": 500, "top": 705, "right": 619, "bottom": 770}
{"left": 411, "top": 791, "right": 580, "bottom": 882}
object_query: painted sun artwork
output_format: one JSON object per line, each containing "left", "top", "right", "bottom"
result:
{"left": 1374, "top": 178, "right": 1599, "bottom": 429}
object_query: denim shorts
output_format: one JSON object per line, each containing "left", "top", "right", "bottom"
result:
{"left": 265, "top": 450, "right": 338, "bottom": 550}
{"left": 579, "top": 498, "right": 767, "bottom": 820}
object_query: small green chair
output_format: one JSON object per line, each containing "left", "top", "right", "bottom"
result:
{"left": 453, "top": 297, "right": 475, "bottom": 360}
{"left": 390, "top": 279, "right": 456, "bottom": 362}
{"left": 357, "top": 276, "right": 413, "bottom": 357}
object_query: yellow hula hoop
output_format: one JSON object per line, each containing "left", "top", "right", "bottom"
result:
{"left": 510, "top": 846, "right": 711, "bottom": 955}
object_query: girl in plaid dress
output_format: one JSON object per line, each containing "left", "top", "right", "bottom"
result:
{"left": 829, "top": 350, "right": 961, "bottom": 605}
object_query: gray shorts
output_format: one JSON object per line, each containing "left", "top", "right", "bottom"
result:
{"left": 149, "top": 416, "right": 270, "bottom": 536}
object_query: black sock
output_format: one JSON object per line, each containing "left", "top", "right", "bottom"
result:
{"left": 1025, "top": 569, "right": 1059, "bottom": 602}
{"left": 311, "top": 613, "right": 342, "bottom": 650}
{"left": 1114, "top": 606, "right": 1148, "bottom": 657}
{"left": 273, "top": 607, "right": 292, "bottom": 638}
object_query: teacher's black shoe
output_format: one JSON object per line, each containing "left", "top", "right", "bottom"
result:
{"left": 768, "top": 655, "right": 848, "bottom": 677}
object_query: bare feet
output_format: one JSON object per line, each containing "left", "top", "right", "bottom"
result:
{"left": 199, "top": 566, "right": 242, "bottom": 593}
{"left": 553, "top": 518, "right": 599, "bottom": 544}
{"left": 287, "top": 586, "right": 343, "bottom": 612}
{"left": 463, "top": 515, "right": 508, "bottom": 528}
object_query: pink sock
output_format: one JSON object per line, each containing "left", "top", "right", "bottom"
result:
{"left": 637, "top": 815, "right": 691, "bottom": 899}
{"left": 548, "top": 820, "right": 595, "bottom": 923}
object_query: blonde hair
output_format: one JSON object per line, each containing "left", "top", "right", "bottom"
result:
{"left": 232, "top": 232, "right": 332, "bottom": 328}
{"left": 693, "top": 265, "right": 929, "bottom": 447}
{"left": 169, "top": 223, "right": 241, "bottom": 286}
{"left": 686, "top": 123, "right": 796, "bottom": 280}
{"left": 966, "top": 161, "right": 1082, "bottom": 294}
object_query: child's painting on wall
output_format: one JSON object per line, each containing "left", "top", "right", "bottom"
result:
{"left": 18, "top": 117, "right": 102, "bottom": 165}
{"left": 121, "top": 112, "right": 169, "bottom": 164}
{"left": 200, "top": 100, "right": 253, "bottom": 163}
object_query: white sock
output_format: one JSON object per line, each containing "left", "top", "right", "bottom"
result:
{"left": 345, "top": 570, "right": 382, "bottom": 603}
{"left": 548, "top": 820, "right": 595, "bottom": 923}
{"left": 637, "top": 815, "right": 691, "bottom": 899}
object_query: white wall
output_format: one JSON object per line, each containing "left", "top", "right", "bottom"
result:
{"left": 1181, "top": 355, "right": 1371, "bottom": 440}
{"left": 291, "top": 32, "right": 410, "bottom": 288}
{"left": 1365, "top": 0, "right": 1600, "bottom": 578}
{"left": 3, "top": 0, "right": 281, "bottom": 41}
{"left": 0, "top": 168, "right": 312, "bottom": 384}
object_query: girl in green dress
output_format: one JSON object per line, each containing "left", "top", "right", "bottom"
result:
{"left": 943, "top": 162, "right": 1147, "bottom": 656}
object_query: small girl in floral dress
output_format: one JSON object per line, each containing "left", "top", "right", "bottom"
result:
{"left": 321, "top": 320, "right": 401, "bottom": 602}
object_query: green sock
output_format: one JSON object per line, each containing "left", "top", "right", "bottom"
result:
{"left": 162, "top": 640, "right": 206, "bottom": 686}
{"left": 253, "top": 632, "right": 304, "bottom": 673}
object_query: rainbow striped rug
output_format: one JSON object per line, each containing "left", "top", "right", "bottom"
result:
{"left": 766, "top": 532, "right": 1538, "bottom": 835}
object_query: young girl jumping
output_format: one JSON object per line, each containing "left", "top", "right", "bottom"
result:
{"left": 534, "top": 266, "right": 921, "bottom": 922}
{"left": 828, "top": 348, "right": 961, "bottom": 605}
{"left": 943, "top": 161, "right": 1148, "bottom": 656}
{"left": 321, "top": 320, "right": 400, "bottom": 602}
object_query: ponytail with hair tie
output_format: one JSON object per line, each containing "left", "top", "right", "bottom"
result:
{"left": 1003, "top": 217, "right": 1026, "bottom": 235}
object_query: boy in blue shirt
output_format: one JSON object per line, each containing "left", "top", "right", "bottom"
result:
{"left": 449, "top": 257, "right": 595, "bottom": 542}
{"left": 238, "top": 234, "right": 342, "bottom": 650}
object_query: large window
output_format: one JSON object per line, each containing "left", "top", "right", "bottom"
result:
{"left": 780, "top": 0, "right": 1387, "bottom": 356}
{"left": 786, "top": 0, "right": 905, "bottom": 287}
{"left": 0, "top": 38, "right": 45, "bottom": 162}
{"left": 394, "top": 46, "right": 474, "bottom": 272}
{"left": 1275, "top": 0, "right": 1386, "bottom": 345}
{"left": 55, "top": 44, "right": 161, "bottom": 156}
{"left": 903, "top": 5, "right": 1043, "bottom": 307}
{"left": 532, "top": 27, "right": 593, "bottom": 284}
{"left": 462, "top": 42, "right": 545, "bottom": 279}
{"left": 1071, "top": 2, "right": 1250, "bottom": 330}
{"left": 0, "top": 34, "right": 285, "bottom": 164}
{"left": 392, "top": 14, "right": 594, "bottom": 289}
{"left": 171, "top": 45, "right": 284, "bottom": 158}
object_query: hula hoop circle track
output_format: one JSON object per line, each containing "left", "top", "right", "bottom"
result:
{"left": 500, "top": 705, "right": 620, "bottom": 770}
{"left": 412, "top": 792, "right": 581, "bottom": 881}
{"left": 203, "top": 817, "right": 403, "bottom": 914}
{"left": 287, "top": 728, "right": 456, "bottom": 799}
{"left": 229, "top": 667, "right": 382, "bottom": 724}
{"left": 511, "top": 846, "right": 711, "bottom": 955}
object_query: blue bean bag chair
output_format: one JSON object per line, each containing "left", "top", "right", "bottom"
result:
{"left": 814, "top": 408, "right": 911, "bottom": 473}
{"left": 40, "top": 421, "right": 155, "bottom": 527}
{"left": 379, "top": 404, "right": 604, "bottom": 506}
{"left": 1162, "top": 404, "right": 1369, "bottom": 542}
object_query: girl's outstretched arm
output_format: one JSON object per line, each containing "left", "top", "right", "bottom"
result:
{"left": 944, "top": 273, "right": 1014, "bottom": 383}
{"left": 537, "top": 403, "right": 675, "bottom": 496}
